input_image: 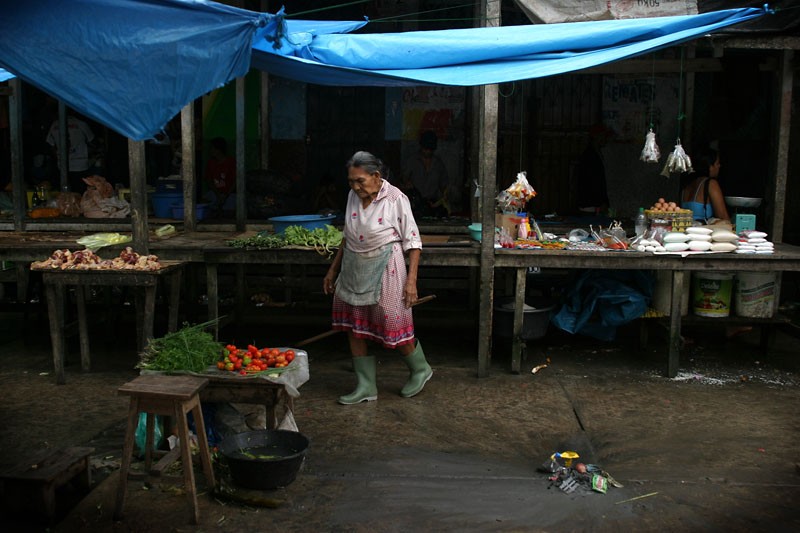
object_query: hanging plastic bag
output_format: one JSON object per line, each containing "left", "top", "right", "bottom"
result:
{"left": 661, "top": 140, "right": 693, "bottom": 176}
{"left": 496, "top": 171, "right": 537, "bottom": 212}
{"left": 134, "top": 412, "right": 164, "bottom": 457}
{"left": 640, "top": 129, "right": 660, "bottom": 163}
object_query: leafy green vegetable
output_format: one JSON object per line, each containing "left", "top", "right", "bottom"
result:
{"left": 284, "top": 224, "right": 342, "bottom": 257}
{"left": 228, "top": 233, "right": 287, "bottom": 249}
{"left": 137, "top": 320, "right": 223, "bottom": 373}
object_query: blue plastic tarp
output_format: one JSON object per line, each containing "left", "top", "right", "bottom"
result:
{"left": 0, "top": 1, "right": 766, "bottom": 140}
{"left": 254, "top": 7, "right": 766, "bottom": 87}
{"left": 0, "top": 0, "right": 276, "bottom": 140}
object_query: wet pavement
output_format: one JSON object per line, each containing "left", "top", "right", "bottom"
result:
{"left": 0, "top": 301, "right": 799, "bottom": 532}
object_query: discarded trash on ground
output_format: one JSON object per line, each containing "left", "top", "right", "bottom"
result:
{"left": 540, "top": 451, "right": 623, "bottom": 495}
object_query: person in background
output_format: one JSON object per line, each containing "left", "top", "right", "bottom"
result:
{"left": 575, "top": 123, "right": 612, "bottom": 215}
{"left": 323, "top": 151, "right": 433, "bottom": 405}
{"left": 204, "top": 137, "right": 236, "bottom": 213}
{"left": 402, "top": 130, "right": 450, "bottom": 217}
{"left": 45, "top": 113, "right": 95, "bottom": 193}
{"left": 681, "top": 146, "right": 730, "bottom": 223}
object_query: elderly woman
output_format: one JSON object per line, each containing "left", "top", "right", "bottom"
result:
{"left": 323, "top": 151, "right": 433, "bottom": 405}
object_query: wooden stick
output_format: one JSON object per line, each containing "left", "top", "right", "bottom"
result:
{"left": 295, "top": 294, "right": 437, "bottom": 347}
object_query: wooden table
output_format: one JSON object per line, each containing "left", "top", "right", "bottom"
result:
{"left": 202, "top": 239, "right": 480, "bottom": 338}
{"left": 37, "top": 262, "right": 185, "bottom": 384}
{"left": 494, "top": 245, "right": 800, "bottom": 377}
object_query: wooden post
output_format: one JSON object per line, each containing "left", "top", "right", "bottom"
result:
{"left": 235, "top": 76, "right": 246, "bottom": 231}
{"left": 58, "top": 101, "right": 68, "bottom": 192}
{"left": 260, "top": 71, "right": 270, "bottom": 170}
{"left": 128, "top": 139, "right": 149, "bottom": 254}
{"left": 8, "top": 78, "right": 25, "bottom": 231}
{"left": 181, "top": 103, "right": 196, "bottom": 232}
{"left": 770, "top": 49, "right": 793, "bottom": 244}
{"left": 477, "top": 0, "right": 500, "bottom": 378}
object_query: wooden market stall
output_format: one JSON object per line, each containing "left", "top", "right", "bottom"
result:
{"left": 1, "top": 2, "right": 798, "bottom": 382}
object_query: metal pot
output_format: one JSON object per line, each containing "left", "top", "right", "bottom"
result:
{"left": 220, "top": 430, "right": 309, "bottom": 490}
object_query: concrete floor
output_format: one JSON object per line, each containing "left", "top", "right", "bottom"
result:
{"left": 0, "top": 302, "right": 798, "bottom": 532}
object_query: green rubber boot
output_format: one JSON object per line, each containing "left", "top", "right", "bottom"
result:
{"left": 338, "top": 356, "right": 378, "bottom": 405}
{"left": 401, "top": 341, "right": 433, "bottom": 398}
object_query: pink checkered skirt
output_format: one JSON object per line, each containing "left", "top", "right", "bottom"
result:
{"left": 332, "top": 242, "right": 415, "bottom": 348}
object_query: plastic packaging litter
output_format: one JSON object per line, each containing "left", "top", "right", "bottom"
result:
{"left": 76, "top": 232, "right": 133, "bottom": 252}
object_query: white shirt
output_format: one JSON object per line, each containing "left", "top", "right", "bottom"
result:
{"left": 46, "top": 117, "right": 95, "bottom": 172}
{"left": 343, "top": 180, "right": 422, "bottom": 254}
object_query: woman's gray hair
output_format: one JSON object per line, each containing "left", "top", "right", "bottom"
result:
{"left": 346, "top": 151, "right": 385, "bottom": 177}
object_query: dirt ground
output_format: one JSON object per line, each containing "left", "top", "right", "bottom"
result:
{"left": 0, "top": 299, "right": 799, "bottom": 532}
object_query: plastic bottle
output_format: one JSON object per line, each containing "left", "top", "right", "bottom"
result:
{"left": 635, "top": 207, "right": 648, "bottom": 237}
{"left": 518, "top": 216, "right": 529, "bottom": 239}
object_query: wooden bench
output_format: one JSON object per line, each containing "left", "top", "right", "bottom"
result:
{"left": 0, "top": 446, "right": 94, "bottom": 524}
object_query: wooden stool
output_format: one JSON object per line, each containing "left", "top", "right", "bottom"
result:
{"left": 114, "top": 374, "right": 215, "bottom": 524}
{"left": 0, "top": 446, "right": 94, "bottom": 525}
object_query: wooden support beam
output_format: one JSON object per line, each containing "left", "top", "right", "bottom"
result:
{"left": 9, "top": 78, "right": 25, "bottom": 230}
{"left": 235, "top": 77, "right": 246, "bottom": 231}
{"left": 260, "top": 71, "right": 270, "bottom": 170}
{"left": 128, "top": 139, "right": 149, "bottom": 254}
{"left": 57, "top": 101, "right": 68, "bottom": 192}
{"left": 181, "top": 103, "right": 196, "bottom": 232}
{"left": 477, "top": 0, "right": 500, "bottom": 378}
{"left": 770, "top": 49, "right": 793, "bottom": 243}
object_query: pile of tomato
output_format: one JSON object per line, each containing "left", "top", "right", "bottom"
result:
{"left": 217, "top": 344, "right": 296, "bottom": 375}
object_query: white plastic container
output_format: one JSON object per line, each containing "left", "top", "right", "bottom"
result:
{"left": 692, "top": 272, "right": 733, "bottom": 318}
{"left": 734, "top": 272, "right": 776, "bottom": 318}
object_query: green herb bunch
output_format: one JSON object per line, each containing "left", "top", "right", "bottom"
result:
{"left": 228, "top": 233, "right": 287, "bottom": 249}
{"left": 137, "top": 320, "right": 223, "bottom": 373}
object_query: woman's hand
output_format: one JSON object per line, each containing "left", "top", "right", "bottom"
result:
{"left": 323, "top": 270, "right": 337, "bottom": 295}
{"left": 403, "top": 280, "right": 418, "bottom": 308}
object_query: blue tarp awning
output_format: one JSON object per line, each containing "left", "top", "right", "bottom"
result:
{"left": 0, "top": 0, "right": 766, "bottom": 140}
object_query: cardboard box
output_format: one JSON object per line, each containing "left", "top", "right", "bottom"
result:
{"left": 735, "top": 214, "right": 756, "bottom": 233}
{"left": 495, "top": 213, "right": 524, "bottom": 237}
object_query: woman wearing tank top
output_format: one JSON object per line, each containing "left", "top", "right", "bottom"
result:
{"left": 680, "top": 147, "right": 730, "bottom": 222}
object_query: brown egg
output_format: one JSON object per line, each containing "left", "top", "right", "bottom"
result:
{"left": 658, "top": 197, "right": 666, "bottom": 204}
{"left": 668, "top": 202, "right": 677, "bottom": 208}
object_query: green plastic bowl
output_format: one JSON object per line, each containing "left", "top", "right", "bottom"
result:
{"left": 467, "top": 223, "right": 482, "bottom": 242}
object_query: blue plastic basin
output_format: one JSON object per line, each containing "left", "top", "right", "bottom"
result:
{"left": 151, "top": 192, "right": 182, "bottom": 218}
{"left": 269, "top": 214, "right": 337, "bottom": 235}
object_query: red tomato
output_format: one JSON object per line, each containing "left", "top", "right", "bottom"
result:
{"left": 239, "top": 370, "right": 247, "bottom": 376}
{"left": 216, "top": 361, "right": 225, "bottom": 370}
{"left": 270, "top": 348, "right": 280, "bottom": 357}
{"left": 234, "top": 361, "right": 242, "bottom": 370}
{"left": 285, "top": 352, "right": 295, "bottom": 363}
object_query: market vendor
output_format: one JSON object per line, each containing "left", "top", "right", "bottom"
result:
{"left": 204, "top": 137, "right": 236, "bottom": 213}
{"left": 575, "top": 124, "right": 612, "bottom": 215}
{"left": 401, "top": 130, "right": 450, "bottom": 217}
{"left": 323, "top": 151, "right": 433, "bottom": 405}
{"left": 680, "top": 146, "right": 730, "bottom": 223}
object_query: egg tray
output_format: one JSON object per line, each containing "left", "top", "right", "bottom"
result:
{"left": 645, "top": 209, "right": 693, "bottom": 233}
